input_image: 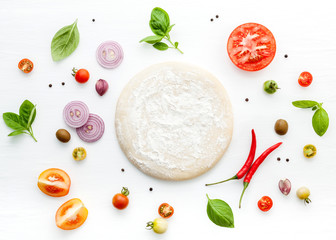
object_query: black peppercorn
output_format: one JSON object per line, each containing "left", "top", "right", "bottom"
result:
{"left": 49, "top": 84, "right": 52, "bottom": 88}
{"left": 149, "top": 187, "right": 153, "bottom": 191}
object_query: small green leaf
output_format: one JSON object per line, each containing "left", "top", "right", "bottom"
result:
{"left": 292, "top": 100, "right": 318, "bottom": 109}
{"left": 153, "top": 42, "right": 169, "bottom": 51}
{"left": 27, "top": 105, "right": 36, "bottom": 129}
{"left": 149, "top": 7, "right": 170, "bottom": 36}
{"left": 19, "top": 100, "right": 35, "bottom": 124}
{"left": 206, "top": 194, "right": 234, "bottom": 228}
{"left": 312, "top": 106, "right": 317, "bottom": 111}
{"left": 139, "top": 35, "right": 163, "bottom": 44}
{"left": 51, "top": 19, "right": 80, "bottom": 61}
{"left": 167, "top": 24, "right": 175, "bottom": 33}
{"left": 8, "top": 130, "right": 27, "bottom": 136}
{"left": 312, "top": 108, "right": 329, "bottom": 136}
{"left": 174, "top": 42, "right": 179, "bottom": 48}
{"left": 3, "top": 113, "right": 27, "bottom": 131}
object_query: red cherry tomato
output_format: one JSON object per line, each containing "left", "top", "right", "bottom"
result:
{"left": 112, "top": 187, "right": 129, "bottom": 210}
{"left": 37, "top": 168, "right": 71, "bottom": 197}
{"left": 298, "top": 71, "right": 313, "bottom": 87}
{"left": 158, "top": 203, "right": 174, "bottom": 218}
{"left": 18, "top": 58, "right": 34, "bottom": 73}
{"left": 258, "top": 196, "right": 273, "bottom": 212}
{"left": 56, "top": 198, "right": 88, "bottom": 230}
{"left": 72, "top": 68, "right": 90, "bottom": 83}
{"left": 227, "top": 23, "right": 276, "bottom": 71}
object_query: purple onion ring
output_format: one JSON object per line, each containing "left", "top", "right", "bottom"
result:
{"left": 63, "top": 101, "right": 90, "bottom": 128}
{"left": 96, "top": 41, "right": 124, "bottom": 69}
{"left": 76, "top": 113, "right": 105, "bottom": 142}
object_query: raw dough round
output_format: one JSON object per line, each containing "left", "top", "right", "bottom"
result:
{"left": 115, "top": 62, "right": 233, "bottom": 180}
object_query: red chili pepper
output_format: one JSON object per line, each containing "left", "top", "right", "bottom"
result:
{"left": 205, "top": 129, "right": 256, "bottom": 186}
{"left": 239, "top": 142, "right": 282, "bottom": 208}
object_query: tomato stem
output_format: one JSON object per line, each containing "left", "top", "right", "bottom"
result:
{"left": 239, "top": 182, "right": 249, "bottom": 209}
{"left": 146, "top": 221, "right": 154, "bottom": 230}
{"left": 121, "top": 187, "right": 129, "bottom": 196}
{"left": 205, "top": 175, "right": 238, "bottom": 186}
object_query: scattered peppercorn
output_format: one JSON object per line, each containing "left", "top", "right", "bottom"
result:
{"left": 277, "top": 157, "right": 281, "bottom": 161}
{"left": 284, "top": 54, "right": 288, "bottom": 58}
{"left": 149, "top": 187, "right": 153, "bottom": 191}
{"left": 49, "top": 84, "right": 52, "bottom": 88}
{"left": 245, "top": 98, "right": 249, "bottom": 102}
{"left": 62, "top": 82, "right": 65, "bottom": 86}
{"left": 121, "top": 168, "right": 125, "bottom": 172}
{"left": 216, "top": 15, "right": 219, "bottom": 18}
{"left": 210, "top": 18, "right": 213, "bottom": 22}
{"left": 286, "top": 158, "right": 289, "bottom": 162}
{"left": 92, "top": 19, "right": 95, "bottom": 22}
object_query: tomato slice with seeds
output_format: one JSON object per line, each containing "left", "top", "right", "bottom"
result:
{"left": 227, "top": 23, "right": 276, "bottom": 71}
{"left": 37, "top": 168, "right": 71, "bottom": 197}
{"left": 298, "top": 71, "right": 313, "bottom": 87}
{"left": 258, "top": 196, "right": 273, "bottom": 212}
{"left": 158, "top": 203, "right": 174, "bottom": 218}
{"left": 18, "top": 58, "right": 34, "bottom": 73}
{"left": 56, "top": 198, "right": 88, "bottom": 230}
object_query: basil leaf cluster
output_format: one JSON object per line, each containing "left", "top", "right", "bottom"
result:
{"left": 206, "top": 194, "right": 234, "bottom": 228}
{"left": 140, "top": 7, "right": 183, "bottom": 54}
{"left": 51, "top": 19, "right": 80, "bottom": 61}
{"left": 3, "top": 100, "right": 37, "bottom": 142}
{"left": 292, "top": 100, "right": 329, "bottom": 136}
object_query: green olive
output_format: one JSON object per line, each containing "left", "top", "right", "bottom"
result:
{"left": 56, "top": 129, "right": 71, "bottom": 143}
{"left": 263, "top": 80, "right": 279, "bottom": 94}
{"left": 274, "top": 119, "right": 288, "bottom": 135}
{"left": 303, "top": 144, "right": 316, "bottom": 158}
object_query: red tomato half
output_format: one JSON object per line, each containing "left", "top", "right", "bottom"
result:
{"left": 158, "top": 203, "right": 174, "bottom": 218}
{"left": 56, "top": 198, "right": 88, "bottom": 230}
{"left": 37, "top": 168, "right": 71, "bottom": 197}
{"left": 227, "top": 23, "right": 276, "bottom": 71}
{"left": 18, "top": 58, "right": 34, "bottom": 73}
{"left": 298, "top": 71, "right": 313, "bottom": 87}
{"left": 258, "top": 196, "right": 273, "bottom": 212}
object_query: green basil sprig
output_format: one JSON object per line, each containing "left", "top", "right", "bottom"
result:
{"left": 3, "top": 100, "right": 37, "bottom": 142}
{"left": 292, "top": 100, "right": 329, "bottom": 136}
{"left": 51, "top": 19, "right": 80, "bottom": 61}
{"left": 140, "top": 7, "right": 183, "bottom": 54}
{"left": 206, "top": 194, "right": 234, "bottom": 228}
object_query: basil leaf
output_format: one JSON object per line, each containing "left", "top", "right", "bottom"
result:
{"left": 292, "top": 100, "right": 318, "bottom": 109}
{"left": 8, "top": 130, "right": 28, "bottom": 136}
{"left": 139, "top": 35, "right": 163, "bottom": 44}
{"left": 153, "top": 42, "right": 169, "bottom": 51}
{"left": 206, "top": 194, "right": 234, "bottom": 228}
{"left": 174, "top": 42, "right": 179, "bottom": 48}
{"left": 19, "top": 100, "right": 35, "bottom": 124}
{"left": 3, "top": 113, "right": 27, "bottom": 131}
{"left": 167, "top": 24, "right": 175, "bottom": 33}
{"left": 149, "top": 7, "right": 170, "bottom": 36}
{"left": 312, "top": 108, "right": 329, "bottom": 136}
{"left": 51, "top": 19, "right": 80, "bottom": 61}
{"left": 27, "top": 105, "right": 36, "bottom": 129}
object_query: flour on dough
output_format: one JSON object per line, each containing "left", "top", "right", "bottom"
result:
{"left": 115, "top": 62, "right": 233, "bottom": 180}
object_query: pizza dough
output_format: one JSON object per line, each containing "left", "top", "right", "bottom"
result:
{"left": 115, "top": 62, "right": 233, "bottom": 180}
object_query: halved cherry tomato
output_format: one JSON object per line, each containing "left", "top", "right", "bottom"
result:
{"left": 158, "top": 203, "right": 174, "bottom": 218}
{"left": 37, "top": 168, "right": 71, "bottom": 197}
{"left": 56, "top": 198, "right": 88, "bottom": 230}
{"left": 112, "top": 187, "right": 129, "bottom": 210}
{"left": 72, "top": 147, "right": 87, "bottom": 161}
{"left": 72, "top": 68, "right": 90, "bottom": 83}
{"left": 18, "top": 58, "right": 34, "bottom": 73}
{"left": 258, "top": 196, "right": 273, "bottom": 212}
{"left": 298, "top": 71, "right": 313, "bottom": 87}
{"left": 227, "top": 23, "right": 276, "bottom": 71}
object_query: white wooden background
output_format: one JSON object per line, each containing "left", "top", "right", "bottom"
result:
{"left": 1, "top": 0, "right": 336, "bottom": 239}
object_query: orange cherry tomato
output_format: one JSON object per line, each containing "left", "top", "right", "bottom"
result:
{"left": 298, "top": 71, "right": 313, "bottom": 87}
{"left": 112, "top": 187, "right": 129, "bottom": 210}
{"left": 37, "top": 168, "right": 71, "bottom": 197}
{"left": 56, "top": 198, "right": 88, "bottom": 230}
{"left": 72, "top": 68, "right": 90, "bottom": 83}
{"left": 158, "top": 203, "right": 174, "bottom": 218}
{"left": 18, "top": 58, "right": 34, "bottom": 73}
{"left": 258, "top": 196, "right": 273, "bottom": 212}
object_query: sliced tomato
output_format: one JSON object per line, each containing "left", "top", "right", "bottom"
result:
{"left": 258, "top": 196, "right": 273, "bottom": 212}
{"left": 227, "top": 23, "right": 276, "bottom": 71}
{"left": 298, "top": 71, "right": 313, "bottom": 87}
{"left": 18, "top": 58, "right": 34, "bottom": 73}
{"left": 56, "top": 198, "right": 88, "bottom": 230}
{"left": 37, "top": 168, "right": 71, "bottom": 197}
{"left": 158, "top": 203, "right": 174, "bottom": 218}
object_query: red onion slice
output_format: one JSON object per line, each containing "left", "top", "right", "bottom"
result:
{"left": 76, "top": 113, "right": 105, "bottom": 142}
{"left": 96, "top": 41, "right": 124, "bottom": 69}
{"left": 63, "top": 101, "right": 90, "bottom": 128}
